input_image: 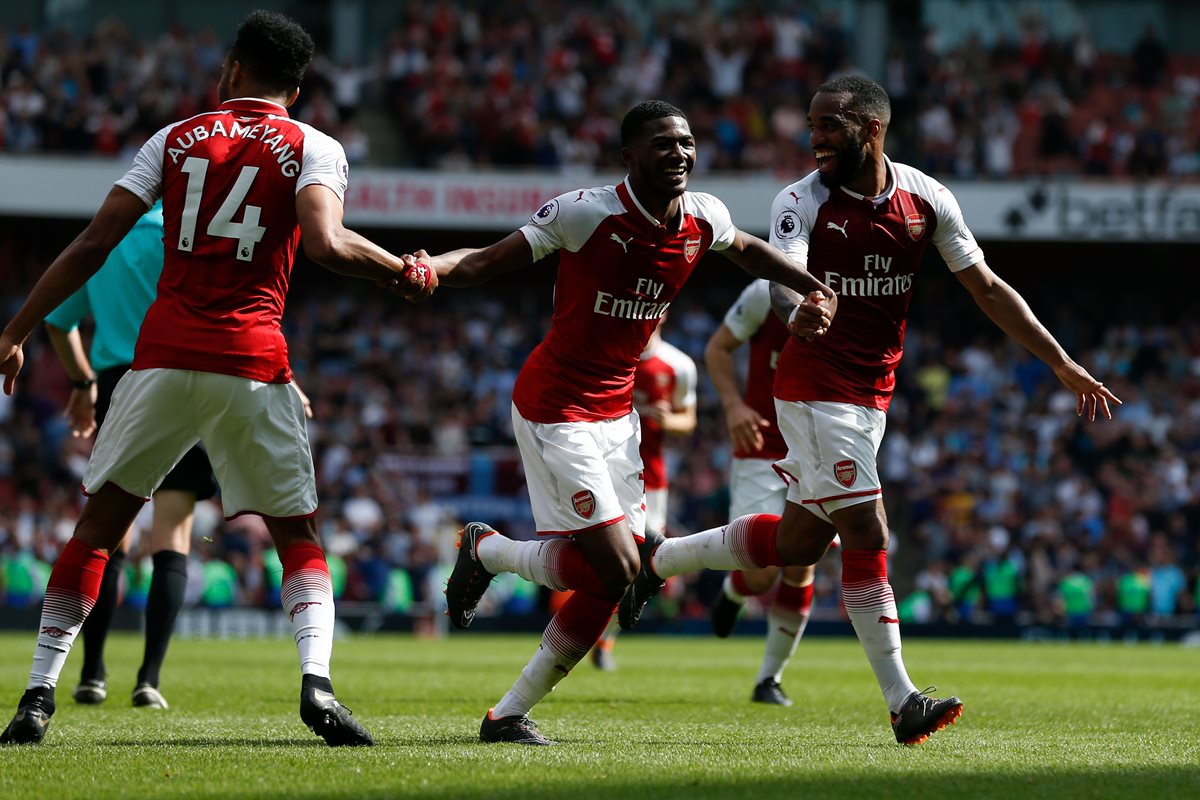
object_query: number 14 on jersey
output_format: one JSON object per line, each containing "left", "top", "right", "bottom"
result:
{"left": 177, "top": 156, "right": 267, "bottom": 261}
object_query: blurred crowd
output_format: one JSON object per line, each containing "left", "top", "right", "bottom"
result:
{"left": 1, "top": 274, "right": 1198, "bottom": 633}
{"left": 2, "top": 4, "right": 1199, "bottom": 178}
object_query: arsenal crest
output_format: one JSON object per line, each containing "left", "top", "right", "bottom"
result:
{"left": 905, "top": 213, "right": 926, "bottom": 241}
{"left": 684, "top": 235, "right": 702, "bottom": 263}
{"left": 834, "top": 459, "right": 857, "bottom": 488}
{"left": 572, "top": 490, "right": 596, "bottom": 519}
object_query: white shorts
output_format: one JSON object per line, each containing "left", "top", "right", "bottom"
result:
{"left": 84, "top": 369, "right": 317, "bottom": 519}
{"left": 511, "top": 403, "right": 645, "bottom": 537}
{"left": 645, "top": 488, "right": 667, "bottom": 534}
{"left": 729, "top": 457, "right": 788, "bottom": 519}
{"left": 773, "top": 399, "right": 885, "bottom": 523}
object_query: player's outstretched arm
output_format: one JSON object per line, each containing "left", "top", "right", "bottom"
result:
{"left": 724, "top": 231, "right": 836, "bottom": 340}
{"left": 419, "top": 231, "right": 535, "bottom": 288}
{"left": 45, "top": 324, "right": 98, "bottom": 437}
{"left": 0, "top": 186, "right": 146, "bottom": 395}
{"left": 768, "top": 281, "right": 836, "bottom": 343}
{"left": 705, "top": 324, "right": 767, "bottom": 453}
{"left": 955, "top": 261, "right": 1121, "bottom": 421}
{"left": 297, "top": 185, "right": 434, "bottom": 301}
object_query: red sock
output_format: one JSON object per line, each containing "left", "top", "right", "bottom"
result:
{"left": 280, "top": 542, "right": 335, "bottom": 678}
{"left": 730, "top": 570, "right": 755, "bottom": 597}
{"left": 544, "top": 590, "right": 619, "bottom": 664}
{"left": 729, "top": 514, "right": 783, "bottom": 569}
{"left": 840, "top": 549, "right": 893, "bottom": 614}
{"left": 29, "top": 539, "right": 109, "bottom": 688}
{"left": 44, "top": 538, "right": 108, "bottom": 627}
{"left": 281, "top": 542, "right": 331, "bottom": 601}
{"left": 543, "top": 540, "right": 613, "bottom": 598}
{"left": 774, "top": 581, "right": 814, "bottom": 615}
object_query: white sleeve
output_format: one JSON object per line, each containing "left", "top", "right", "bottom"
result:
{"left": 930, "top": 182, "right": 984, "bottom": 272}
{"left": 672, "top": 352, "right": 698, "bottom": 410}
{"left": 767, "top": 182, "right": 817, "bottom": 266}
{"left": 114, "top": 125, "right": 170, "bottom": 206}
{"left": 296, "top": 124, "right": 349, "bottom": 202}
{"left": 687, "top": 193, "right": 737, "bottom": 251}
{"left": 721, "top": 279, "right": 771, "bottom": 343}
{"left": 658, "top": 341, "right": 698, "bottom": 410}
{"left": 519, "top": 188, "right": 612, "bottom": 262}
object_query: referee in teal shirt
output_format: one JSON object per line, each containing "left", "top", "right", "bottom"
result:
{"left": 45, "top": 200, "right": 216, "bottom": 710}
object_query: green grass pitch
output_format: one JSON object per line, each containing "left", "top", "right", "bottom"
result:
{"left": 0, "top": 631, "right": 1197, "bottom": 799}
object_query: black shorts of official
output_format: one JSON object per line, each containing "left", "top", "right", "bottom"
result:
{"left": 96, "top": 365, "right": 219, "bottom": 502}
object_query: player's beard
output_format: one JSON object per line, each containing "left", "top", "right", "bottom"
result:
{"left": 818, "top": 135, "right": 868, "bottom": 189}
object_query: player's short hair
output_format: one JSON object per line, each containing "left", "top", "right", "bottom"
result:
{"left": 815, "top": 75, "right": 892, "bottom": 128}
{"left": 229, "top": 11, "right": 314, "bottom": 93}
{"left": 620, "top": 100, "right": 688, "bottom": 146}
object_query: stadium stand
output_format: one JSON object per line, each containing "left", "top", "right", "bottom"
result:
{"left": 0, "top": 0, "right": 1197, "bottom": 637}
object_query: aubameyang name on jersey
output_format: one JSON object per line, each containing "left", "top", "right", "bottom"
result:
{"left": 166, "top": 119, "right": 301, "bottom": 176}
{"left": 594, "top": 277, "right": 670, "bottom": 320}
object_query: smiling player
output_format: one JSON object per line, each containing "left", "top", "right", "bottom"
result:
{"left": 426, "top": 100, "right": 836, "bottom": 745}
{"left": 619, "top": 76, "right": 1121, "bottom": 745}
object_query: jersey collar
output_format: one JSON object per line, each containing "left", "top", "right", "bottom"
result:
{"left": 619, "top": 177, "right": 686, "bottom": 232}
{"left": 218, "top": 97, "right": 290, "bottom": 118}
{"left": 838, "top": 156, "right": 896, "bottom": 207}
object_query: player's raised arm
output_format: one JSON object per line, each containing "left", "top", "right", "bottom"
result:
{"left": 720, "top": 230, "right": 836, "bottom": 341}
{"left": 954, "top": 261, "right": 1120, "bottom": 421}
{"left": 296, "top": 185, "right": 435, "bottom": 301}
{"left": 0, "top": 186, "right": 147, "bottom": 395}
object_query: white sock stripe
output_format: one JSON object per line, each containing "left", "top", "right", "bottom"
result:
{"left": 281, "top": 569, "right": 332, "bottom": 604}
{"left": 542, "top": 619, "right": 592, "bottom": 664}
{"left": 724, "top": 516, "right": 760, "bottom": 570}
{"left": 842, "top": 580, "right": 895, "bottom": 612}
{"left": 41, "top": 588, "right": 97, "bottom": 622}
{"left": 540, "top": 540, "right": 572, "bottom": 592}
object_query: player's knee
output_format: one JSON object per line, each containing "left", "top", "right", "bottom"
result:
{"left": 777, "top": 535, "right": 825, "bottom": 567}
{"left": 772, "top": 521, "right": 822, "bottom": 566}
{"left": 596, "top": 553, "right": 638, "bottom": 598}
{"left": 743, "top": 568, "right": 778, "bottom": 594}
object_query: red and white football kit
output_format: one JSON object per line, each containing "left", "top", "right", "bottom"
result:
{"left": 85, "top": 97, "right": 349, "bottom": 518}
{"left": 721, "top": 279, "right": 790, "bottom": 519}
{"left": 769, "top": 157, "right": 983, "bottom": 520}
{"left": 511, "top": 178, "right": 735, "bottom": 536}
{"left": 635, "top": 336, "right": 697, "bottom": 533}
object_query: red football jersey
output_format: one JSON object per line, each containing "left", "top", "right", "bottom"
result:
{"left": 115, "top": 97, "right": 349, "bottom": 383}
{"left": 635, "top": 337, "right": 697, "bottom": 490}
{"left": 721, "top": 279, "right": 788, "bottom": 460}
{"left": 769, "top": 158, "right": 984, "bottom": 410}
{"left": 512, "top": 178, "right": 736, "bottom": 423}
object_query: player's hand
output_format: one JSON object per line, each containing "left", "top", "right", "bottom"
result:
{"left": 400, "top": 250, "right": 437, "bottom": 302}
{"left": 725, "top": 401, "right": 767, "bottom": 453}
{"left": 787, "top": 291, "right": 835, "bottom": 341}
{"left": 376, "top": 251, "right": 437, "bottom": 302}
{"left": 1053, "top": 361, "right": 1122, "bottom": 422}
{"left": 292, "top": 381, "right": 314, "bottom": 419}
{"left": 641, "top": 400, "right": 670, "bottom": 425}
{"left": 0, "top": 335, "right": 24, "bottom": 396}
{"left": 65, "top": 384, "right": 98, "bottom": 437}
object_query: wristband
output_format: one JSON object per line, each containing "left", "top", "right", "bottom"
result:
{"left": 788, "top": 305, "right": 800, "bottom": 326}
{"left": 71, "top": 378, "right": 96, "bottom": 390}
